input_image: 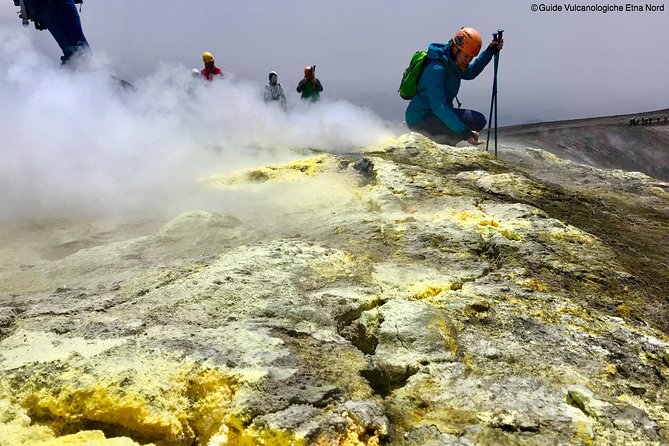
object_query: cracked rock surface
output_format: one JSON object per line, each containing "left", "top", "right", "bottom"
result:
{"left": 1, "top": 133, "right": 668, "bottom": 445}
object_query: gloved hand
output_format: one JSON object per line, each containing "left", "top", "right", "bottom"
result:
{"left": 488, "top": 38, "right": 504, "bottom": 55}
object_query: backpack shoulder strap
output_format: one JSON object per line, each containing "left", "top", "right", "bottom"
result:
{"left": 433, "top": 58, "right": 463, "bottom": 108}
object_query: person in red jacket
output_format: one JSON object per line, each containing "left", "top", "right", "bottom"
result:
{"left": 200, "top": 52, "right": 223, "bottom": 81}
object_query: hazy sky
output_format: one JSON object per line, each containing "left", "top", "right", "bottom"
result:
{"left": 2, "top": 0, "right": 668, "bottom": 125}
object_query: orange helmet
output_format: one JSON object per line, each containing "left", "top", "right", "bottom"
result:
{"left": 452, "top": 27, "right": 482, "bottom": 57}
{"left": 304, "top": 66, "right": 313, "bottom": 74}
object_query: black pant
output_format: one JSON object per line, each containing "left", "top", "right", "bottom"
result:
{"left": 410, "top": 109, "right": 486, "bottom": 145}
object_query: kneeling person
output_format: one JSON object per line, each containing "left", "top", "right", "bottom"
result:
{"left": 405, "top": 27, "right": 503, "bottom": 146}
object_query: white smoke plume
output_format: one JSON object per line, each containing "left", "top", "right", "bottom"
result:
{"left": 0, "top": 28, "right": 399, "bottom": 222}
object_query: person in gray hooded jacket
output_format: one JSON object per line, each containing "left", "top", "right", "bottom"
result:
{"left": 264, "top": 71, "right": 287, "bottom": 109}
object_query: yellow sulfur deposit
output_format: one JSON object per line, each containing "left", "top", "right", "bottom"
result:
{"left": 412, "top": 284, "right": 446, "bottom": 300}
{"left": 200, "top": 154, "right": 337, "bottom": 186}
{"left": 449, "top": 210, "right": 522, "bottom": 241}
{"left": 1, "top": 354, "right": 240, "bottom": 446}
{"left": 32, "top": 431, "right": 147, "bottom": 446}
{"left": 0, "top": 398, "right": 146, "bottom": 446}
{"left": 33, "top": 382, "right": 187, "bottom": 441}
{"left": 516, "top": 278, "right": 548, "bottom": 293}
{"left": 648, "top": 186, "right": 669, "bottom": 197}
{"left": 308, "top": 251, "right": 367, "bottom": 286}
{"left": 186, "top": 369, "right": 238, "bottom": 445}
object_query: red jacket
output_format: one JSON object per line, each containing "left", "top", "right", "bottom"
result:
{"left": 201, "top": 66, "right": 223, "bottom": 81}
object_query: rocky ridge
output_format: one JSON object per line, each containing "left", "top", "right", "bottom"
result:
{"left": 0, "top": 133, "right": 668, "bottom": 445}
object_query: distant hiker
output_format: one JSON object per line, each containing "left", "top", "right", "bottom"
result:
{"left": 297, "top": 66, "right": 323, "bottom": 102}
{"left": 264, "top": 71, "right": 287, "bottom": 108}
{"left": 665, "top": 117, "right": 667, "bottom": 124}
{"left": 629, "top": 117, "right": 637, "bottom": 126}
{"left": 187, "top": 69, "right": 201, "bottom": 95}
{"left": 201, "top": 52, "right": 223, "bottom": 81}
{"left": 405, "top": 27, "right": 504, "bottom": 146}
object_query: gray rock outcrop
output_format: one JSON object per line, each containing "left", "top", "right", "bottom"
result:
{"left": 1, "top": 133, "right": 667, "bottom": 445}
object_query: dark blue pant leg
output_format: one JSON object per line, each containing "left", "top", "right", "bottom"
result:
{"left": 25, "top": 0, "right": 89, "bottom": 63}
{"left": 452, "top": 109, "right": 487, "bottom": 132}
{"left": 410, "top": 109, "right": 486, "bottom": 145}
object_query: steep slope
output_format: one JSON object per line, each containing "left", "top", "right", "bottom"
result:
{"left": 0, "top": 134, "right": 667, "bottom": 445}
{"left": 498, "top": 109, "right": 669, "bottom": 180}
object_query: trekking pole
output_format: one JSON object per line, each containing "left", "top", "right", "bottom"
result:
{"left": 485, "top": 29, "right": 504, "bottom": 156}
{"left": 19, "top": 0, "right": 29, "bottom": 26}
{"left": 493, "top": 52, "right": 499, "bottom": 157}
{"left": 485, "top": 64, "right": 496, "bottom": 152}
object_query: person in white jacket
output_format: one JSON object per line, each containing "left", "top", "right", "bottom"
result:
{"left": 264, "top": 71, "right": 286, "bottom": 109}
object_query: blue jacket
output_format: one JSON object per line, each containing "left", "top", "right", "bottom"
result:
{"left": 405, "top": 42, "right": 493, "bottom": 133}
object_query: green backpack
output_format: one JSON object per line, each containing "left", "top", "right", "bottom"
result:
{"left": 398, "top": 50, "right": 430, "bottom": 100}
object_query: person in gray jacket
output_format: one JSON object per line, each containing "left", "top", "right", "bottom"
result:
{"left": 264, "top": 71, "right": 286, "bottom": 109}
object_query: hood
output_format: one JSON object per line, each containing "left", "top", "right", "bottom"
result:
{"left": 426, "top": 41, "right": 459, "bottom": 70}
{"left": 427, "top": 42, "right": 453, "bottom": 61}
